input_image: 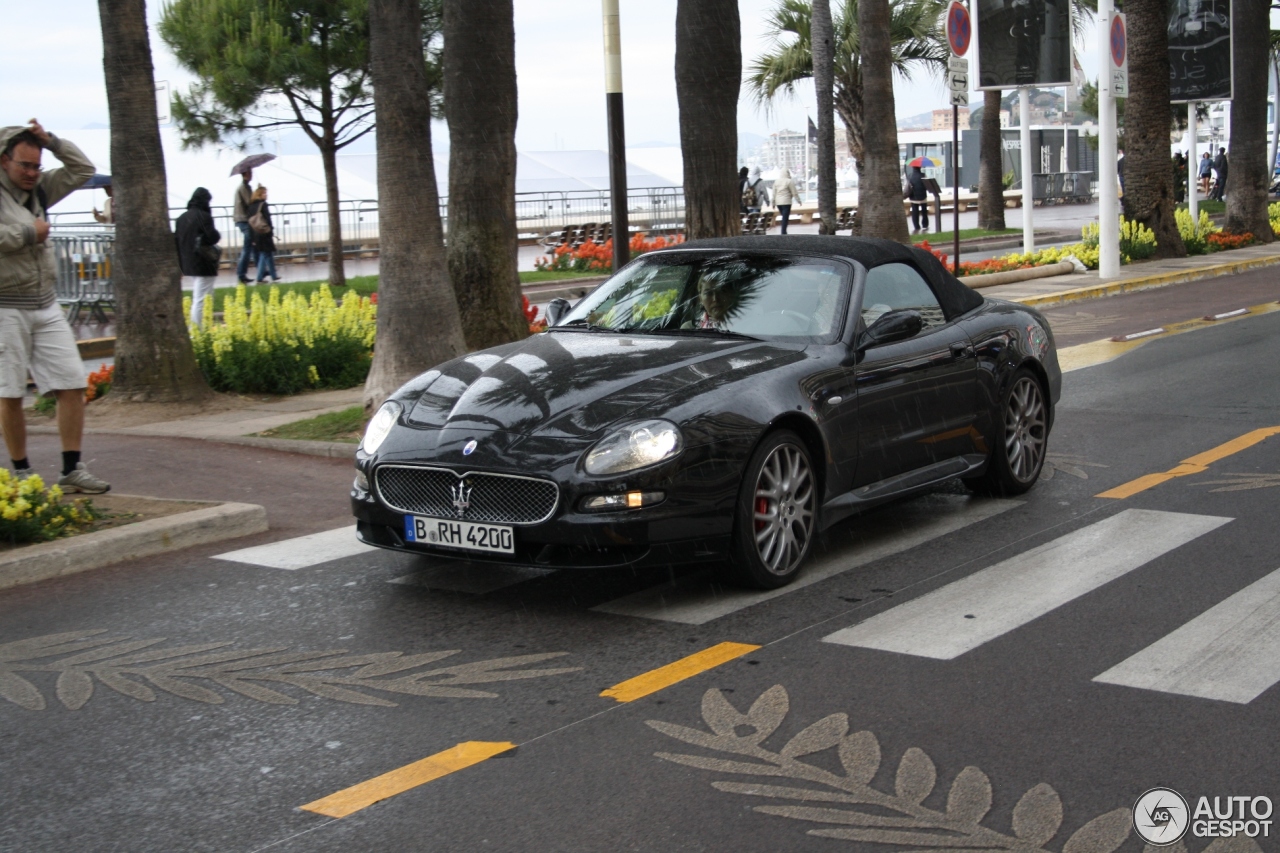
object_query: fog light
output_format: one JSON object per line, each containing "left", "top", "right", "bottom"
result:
{"left": 354, "top": 469, "right": 369, "bottom": 491}
{"left": 580, "top": 490, "right": 665, "bottom": 512}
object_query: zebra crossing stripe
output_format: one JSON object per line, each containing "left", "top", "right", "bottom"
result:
{"left": 822, "top": 509, "right": 1232, "bottom": 659}
{"left": 1093, "top": 566, "right": 1280, "bottom": 704}
{"left": 212, "top": 525, "right": 371, "bottom": 570}
{"left": 593, "top": 495, "right": 1020, "bottom": 625}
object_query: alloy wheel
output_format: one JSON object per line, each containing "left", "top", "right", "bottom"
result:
{"left": 1004, "top": 376, "right": 1047, "bottom": 482}
{"left": 751, "top": 443, "right": 816, "bottom": 576}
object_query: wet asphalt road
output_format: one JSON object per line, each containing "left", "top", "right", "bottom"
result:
{"left": 1, "top": 274, "right": 1278, "bottom": 852}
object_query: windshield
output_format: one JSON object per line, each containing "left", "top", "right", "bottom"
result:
{"left": 555, "top": 252, "right": 850, "bottom": 343}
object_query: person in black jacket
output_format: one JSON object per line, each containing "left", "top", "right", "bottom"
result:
{"left": 905, "top": 166, "right": 929, "bottom": 234}
{"left": 175, "top": 187, "right": 221, "bottom": 325}
{"left": 247, "top": 186, "right": 280, "bottom": 283}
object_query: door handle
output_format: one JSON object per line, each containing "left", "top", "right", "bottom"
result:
{"left": 950, "top": 342, "right": 974, "bottom": 359}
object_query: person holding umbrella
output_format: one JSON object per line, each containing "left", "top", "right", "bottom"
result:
{"left": 230, "top": 153, "right": 275, "bottom": 284}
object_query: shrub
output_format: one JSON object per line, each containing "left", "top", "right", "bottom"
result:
{"left": 1206, "top": 231, "right": 1255, "bottom": 251}
{"left": 85, "top": 364, "right": 114, "bottom": 402}
{"left": 1119, "top": 218, "right": 1158, "bottom": 260}
{"left": 186, "top": 284, "right": 376, "bottom": 395}
{"left": 1175, "top": 208, "right": 1217, "bottom": 255}
{"left": 0, "top": 471, "right": 98, "bottom": 545}
{"left": 523, "top": 295, "right": 546, "bottom": 334}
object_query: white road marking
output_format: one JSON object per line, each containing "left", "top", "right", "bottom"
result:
{"left": 1093, "top": 566, "right": 1280, "bottom": 704}
{"left": 822, "top": 509, "right": 1232, "bottom": 659}
{"left": 388, "top": 564, "right": 552, "bottom": 594}
{"left": 592, "top": 495, "right": 1021, "bottom": 625}
{"left": 213, "top": 526, "right": 372, "bottom": 570}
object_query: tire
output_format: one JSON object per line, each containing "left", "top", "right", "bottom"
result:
{"left": 726, "top": 430, "right": 817, "bottom": 589}
{"left": 966, "top": 367, "right": 1049, "bottom": 496}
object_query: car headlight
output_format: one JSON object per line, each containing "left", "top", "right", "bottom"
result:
{"left": 361, "top": 401, "right": 402, "bottom": 454}
{"left": 584, "top": 419, "right": 682, "bottom": 476}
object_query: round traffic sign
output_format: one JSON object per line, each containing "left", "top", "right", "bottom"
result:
{"left": 1110, "top": 14, "right": 1126, "bottom": 67}
{"left": 947, "top": 1, "right": 971, "bottom": 57}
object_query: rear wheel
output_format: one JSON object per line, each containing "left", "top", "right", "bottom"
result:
{"left": 727, "top": 430, "right": 817, "bottom": 589}
{"left": 966, "top": 368, "right": 1048, "bottom": 496}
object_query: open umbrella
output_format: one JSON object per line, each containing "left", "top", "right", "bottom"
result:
{"left": 229, "top": 152, "right": 276, "bottom": 177}
{"left": 77, "top": 173, "right": 113, "bottom": 190}
{"left": 908, "top": 156, "right": 939, "bottom": 168}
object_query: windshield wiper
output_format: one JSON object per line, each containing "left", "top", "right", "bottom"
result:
{"left": 649, "top": 327, "right": 762, "bottom": 341}
{"left": 553, "top": 319, "right": 624, "bottom": 333}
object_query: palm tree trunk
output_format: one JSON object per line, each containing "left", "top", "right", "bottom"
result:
{"left": 1121, "top": 0, "right": 1185, "bottom": 257}
{"left": 856, "top": 0, "right": 910, "bottom": 242}
{"left": 364, "top": 0, "right": 467, "bottom": 408}
{"left": 676, "top": 0, "right": 741, "bottom": 239}
{"left": 812, "top": 0, "right": 838, "bottom": 234}
{"left": 98, "top": 0, "right": 209, "bottom": 402}
{"left": 978, "top": 89, "right": 1007, "bottom": 230}
{"left": 320, "top": 134, "right": 347, "bottom": 287}
{"left": 836, "top": 84, "right": 865, "bottom": 233}
{"left": 443, "top": 0, "right": 526, "bottom": 350}
{"left": 1223, "top": 0, "right": 1274, "bottom": 240}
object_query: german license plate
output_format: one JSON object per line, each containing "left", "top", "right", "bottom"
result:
{"left": 404, "top": 515, "right": 515, "bottom": 555}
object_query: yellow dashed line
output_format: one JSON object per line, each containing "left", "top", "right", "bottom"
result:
{"left": 300, "top": 741, "right": 515, "bottom": 818}
{"left": 1057, "top": 299, "right": 1280, "bottom": 372}
{"left": 600, "top": 641, "right": 760, "bottom": 703}
{"left": 1097, "top": 427, "right": 1280, "bottom": 499}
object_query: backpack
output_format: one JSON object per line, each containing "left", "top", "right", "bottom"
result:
{"left": 742, "top": 184, "right": 759, "bottom": 209}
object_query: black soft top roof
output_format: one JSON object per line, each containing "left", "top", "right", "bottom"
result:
{"left": 674, "top": 235, "right": 985, "bottom": 320}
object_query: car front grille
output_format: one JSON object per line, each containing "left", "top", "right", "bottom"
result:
{"left": 374, "top": 465, "right": 559, "bottom": 525}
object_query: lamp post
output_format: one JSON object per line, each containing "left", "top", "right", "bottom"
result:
{"left": 601, "top": 0, "right": 629, "bottom": 273}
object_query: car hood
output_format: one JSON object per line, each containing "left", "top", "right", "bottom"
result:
{"left": 402, "top": 330, "right": 798, "bottom": 441}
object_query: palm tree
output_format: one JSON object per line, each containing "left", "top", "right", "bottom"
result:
{"left": 677, "top": 0, "right": 742, "bottom": 239}
{"left": 813, "top": 0, "right": 838, "bottom": 233}
{"left": 443, "top": 0, "right": 527, "bottom": 349}
{"left": 977, "top": 90, "right": 1006, "bottom": 230}
{"left": 1121, "top": 0, "right": 1186, "bottom": 257}
{"left": 1223, "top": 0, "right": 1275, "bottom": 241}
{"left": 859, "top": 0, "right": 913, "bottom": 240}
{"left": 364, "top": 0, "right": 467, "bottom": 408}
{"left": 746, "top": 0, "right": 948, "bottom": 225}
{"left": 97, "top": 0, "right": 210, "bottom": 402}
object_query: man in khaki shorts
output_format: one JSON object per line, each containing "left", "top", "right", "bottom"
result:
{"left": 0, "top": 120, "right": 109, "bottom": 493}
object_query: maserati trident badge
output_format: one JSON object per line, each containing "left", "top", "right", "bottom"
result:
{"left": 451, "top": 481, "right": 472, "bottom": 517}
{"left": 462, "top": 439, "right": 478, "bottom": 456}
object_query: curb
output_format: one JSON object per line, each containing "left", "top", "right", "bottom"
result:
{"left": 1012, "top": 252, "right": 1280, "bottom": 308}
{"left": 0, "top": 498, "right": 268, "bottom": 591}
{"left": 962, "top": 261, "right": 1076, "bottom": 288}
{"left": 215, "top": 435, "right": 358, "bottom": 458}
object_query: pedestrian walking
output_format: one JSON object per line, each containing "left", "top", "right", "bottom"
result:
{"left": 738, "top": 166, "right": 750, "bottom": 213}
{"left": 233, "top": 169, "right": 255, "bottom": 284}
{"left": 744, "top": 167, "right": 769, "bottom": 214}
{"left": 904, "top": 165, "right": 929, "bottom": 234}
{"left": 0, "top": 120, "right": 109, "bottom": 493}
{"left": 92, "top": 182, "right": 113, "bottom": 224}
{"left": 1210, "top": 147, "right": 1228, "bottom": 201}
{"left": 771, "top": 168, "right": 797, "bottom": 235}
{"left": 176, "top": 187, "right": 221, "bottom": 326}
{"left": 247, "top": 186, "right": 280, "bottom": 283}
{"left": 1172, "top": 153, "right": 1186, "bottom": 204}
{"left": 1198, "top": 152, "right": 1213, "bottom": 195}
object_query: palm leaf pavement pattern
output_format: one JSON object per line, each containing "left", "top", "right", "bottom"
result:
{"left": 647, "top": 685, "right": 1262, "bottom": 853}
{"left": 0, "top": 630, "right": 580, "bottom": 711}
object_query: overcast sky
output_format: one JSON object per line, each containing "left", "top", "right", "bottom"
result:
{"left": 2, "top": 0, "right": 1107, "bottom": 150}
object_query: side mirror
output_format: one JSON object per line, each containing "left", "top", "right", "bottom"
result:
{"left": 857, "top": 309, "right": 923, "bottom": 352}
{"left": 545, "top": 298, "right": 571, "bottom": 327}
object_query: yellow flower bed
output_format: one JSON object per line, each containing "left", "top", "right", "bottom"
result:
{"left": 0, "top": 470, "right": 99, "bottom": 544}
{"left": 185, "top": 285, "right": 377, "bottom": 395}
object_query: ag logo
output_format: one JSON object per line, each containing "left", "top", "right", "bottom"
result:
{"left": 1134, "top": 787, "right": 1190, "bottom": 846}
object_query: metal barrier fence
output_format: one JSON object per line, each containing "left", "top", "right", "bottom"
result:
{"left": 49, "top": 231, "right": 116, "bottom": 323}
{"left": 46, "top": 187, "right": 686, "bottom": 265}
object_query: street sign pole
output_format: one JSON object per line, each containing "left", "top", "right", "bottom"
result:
{"left": 945, "top": 1, "right": 970, "bottom": 274}
{"left": 1097, "top": 3, "right": 1121, "bottom": 278}
{"left": 601, "top": 0, "right": 629, "bottom": 274}
{"left": 1020, "top": 87, "right": 1034, "bottom": 253}
{"left": 1188, "top": 102, "right": 1199, "bottom": 231}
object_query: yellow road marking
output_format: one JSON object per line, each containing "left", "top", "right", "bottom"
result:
{"left": 1097, "top": 427, "right": 1280, "bottom": 499}
{"left": 600, "top": 641, "right": 760, "bottom": 703}
{"left": 1056, "top": 299, "right": 1280, "bottom": 372}
{"left": 300, "top": 741, "right": 515, "bottom": 818}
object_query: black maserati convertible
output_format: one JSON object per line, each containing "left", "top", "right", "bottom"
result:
{"left": 352, "top": 236, "right": 1061, "bottom": 588}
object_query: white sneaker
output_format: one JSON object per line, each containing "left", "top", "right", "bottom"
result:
{"left": 57, "top": 463, "right": 110, "bottom": 494}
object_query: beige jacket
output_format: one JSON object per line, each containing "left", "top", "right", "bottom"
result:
{"left": 0, "top": 129, "right": 95, "bottom": 309}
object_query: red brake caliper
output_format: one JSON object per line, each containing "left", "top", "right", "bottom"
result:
{"left": 755, "top": 496, "right": 769, "bottom": 532}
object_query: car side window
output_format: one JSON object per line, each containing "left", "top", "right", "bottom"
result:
{"left": 861, "top": 262, "right": 947, "bottom": 330}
